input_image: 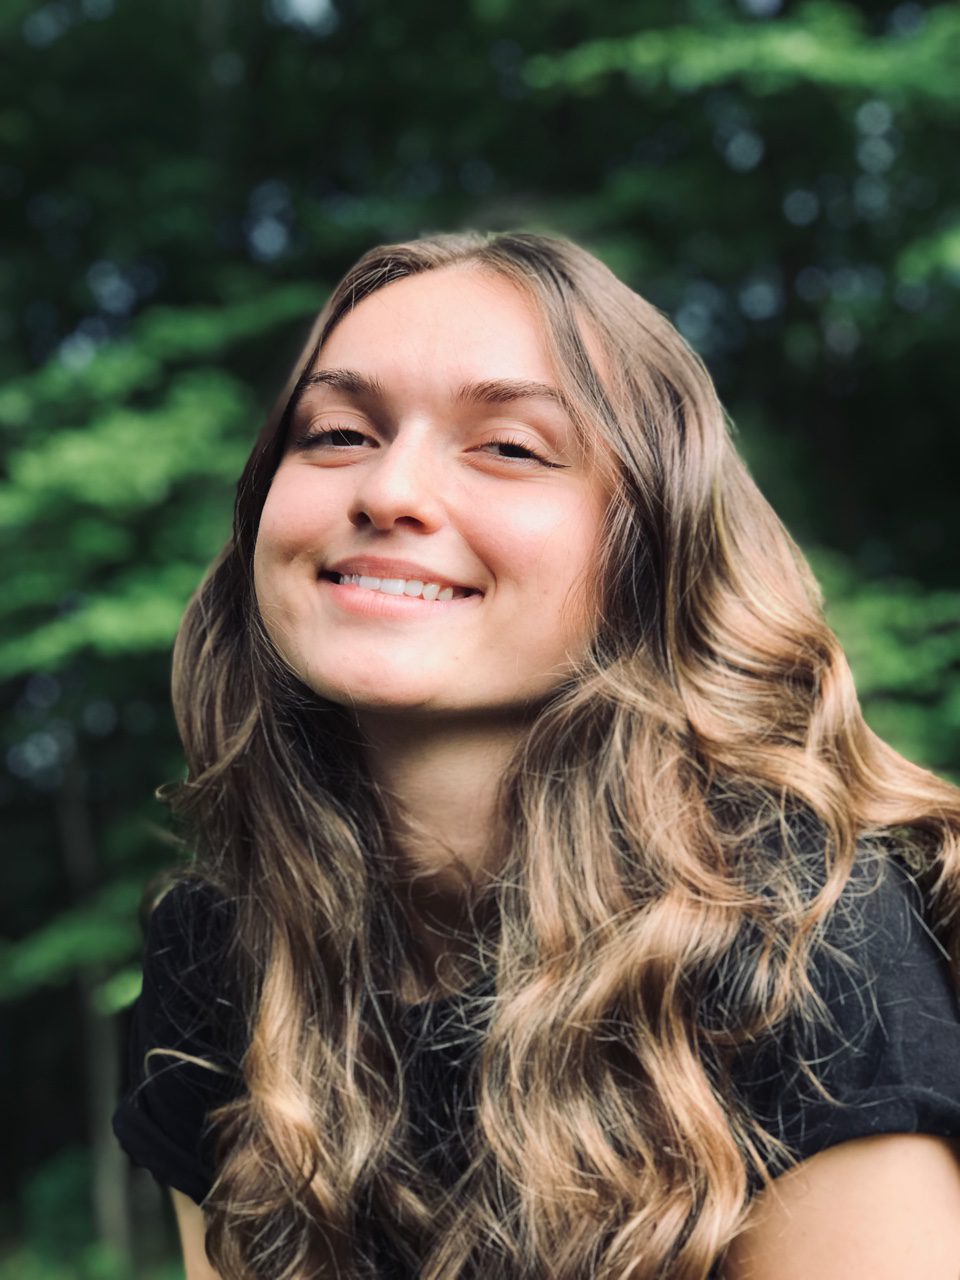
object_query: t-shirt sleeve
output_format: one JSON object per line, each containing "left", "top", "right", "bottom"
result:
{"left": 733, "top": 853, "right": 960, "bottom": 1181}
{"left": 111, "top": 879, "right": 247, "bottom": 1205}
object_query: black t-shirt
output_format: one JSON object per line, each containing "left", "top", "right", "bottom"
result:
{"left": 112, "top": 854, "right": 960, "bottom": 1255}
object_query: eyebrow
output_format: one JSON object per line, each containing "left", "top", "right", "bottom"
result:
{"left": 292, "top": 367, "right": 572, "bottom": 413}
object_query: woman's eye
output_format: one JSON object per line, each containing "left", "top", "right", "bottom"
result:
{"left": 293, "top": 425, "right": 370, "bottom": 449}
{"left": 479, "top": 438, "right": 553, "bottom": 465}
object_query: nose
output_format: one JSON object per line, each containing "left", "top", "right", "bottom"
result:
{"left": 348, "top": 428, "right": 446, "bottom": 533}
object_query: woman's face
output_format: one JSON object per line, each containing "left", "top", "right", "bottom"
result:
{"left": 253, "top": 266, "right": 610, "bottom": 719}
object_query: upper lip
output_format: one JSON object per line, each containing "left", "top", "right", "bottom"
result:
{"left": 324, "top": 557, "right": 483, "bottom": 593}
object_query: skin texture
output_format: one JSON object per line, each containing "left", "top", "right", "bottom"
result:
{"left": 171, "top": 1189, "right": 219, "bottom": 1279}
{"left": 718, "top": 1132, "right": 960, "bottom": 1278}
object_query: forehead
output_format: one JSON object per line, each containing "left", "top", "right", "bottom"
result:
{"left": 316, "top": 266, "right": 559, "bottom": 389}
{"left": 299, "top": 264, "right": 622, "bottom": 487}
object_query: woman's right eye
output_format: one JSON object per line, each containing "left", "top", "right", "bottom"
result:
{"left": 292, "top": 426, "right": 371, "bottom": 449}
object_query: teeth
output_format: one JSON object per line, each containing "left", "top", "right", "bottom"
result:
{"left": 335, "top": 573, "right": 470, "bottom": 602}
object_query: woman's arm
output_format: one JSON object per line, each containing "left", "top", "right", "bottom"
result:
{"left": 171, "top": 1188, "right": 222, "bottom": 1280}
{"left": 719, "top": 1133, "right": 960, "bottom": 1279}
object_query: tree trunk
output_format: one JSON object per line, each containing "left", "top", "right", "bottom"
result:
{"left": 57, "top": 752, "right": 132, "bottom": 1265}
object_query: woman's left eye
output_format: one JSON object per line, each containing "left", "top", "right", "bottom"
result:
{"left": 478, "top": 438, "right": 556, "bottom": 466}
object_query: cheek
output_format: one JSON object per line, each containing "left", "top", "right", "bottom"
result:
{"left": 255, "top": 473, "right": 333, "bottom": 577}
{"left": 543, "top": 497, "right": 607, "bottom": 642}
{"left": 252, "top": 501, "right": 288, "bottom": 603}
{"left": 480, "top": 491, "right": 605, "bottom": 621}
{"left": 478, "top": 493, "right": 586, "bottom": 566}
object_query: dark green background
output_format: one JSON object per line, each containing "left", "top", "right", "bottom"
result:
{"left": 2, "top": 0, "right": 958, "bottom": 1273}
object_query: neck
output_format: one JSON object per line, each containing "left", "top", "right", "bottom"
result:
{"left": 358, "top": 711, "right": 524, "bottom": 996}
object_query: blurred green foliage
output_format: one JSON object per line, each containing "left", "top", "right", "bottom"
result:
{"left": 527, "top": 3, "right": 960, "bottom": 100}
{"left": 1, "top": 0, "right": 957, "bottom": 1272}
{"left": 816, "top": 553, "right": 960, "bottom": 779}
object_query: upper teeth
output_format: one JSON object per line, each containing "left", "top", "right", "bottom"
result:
{"left": 335, "top": 574, "right": 467, "bottom": 601}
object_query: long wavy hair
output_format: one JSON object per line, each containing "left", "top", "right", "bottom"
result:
{"left": 164, "top": 230, "right": 960, "bottom": 1279}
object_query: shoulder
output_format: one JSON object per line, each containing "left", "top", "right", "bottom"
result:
{"left": 142, "top": 878, "right": 237, "bottom": 995}
{"left": 136, "top": 877, "right": 246, "bottom": 1070}
{"left": 112, "top": 877, "right": 246, "bottom": 1205}
{"left": 808, "top": 851, "right": 960, "bottom": 1087}
{"left": 732, "top": 850, "right": 960, "bottom": 1173}
{"left": 816, "top": 846, "right": 941, "bottom": 972}
{"left": 144, "top": 876, "right": 235, "bottom": 957}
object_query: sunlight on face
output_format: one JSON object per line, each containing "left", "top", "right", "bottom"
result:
{"left": 253, "top": 266, "right": 610, "bottom": 719}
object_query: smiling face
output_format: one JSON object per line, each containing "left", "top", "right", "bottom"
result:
{"left": 252, "top": 266, "right": 611, "bottom": 720}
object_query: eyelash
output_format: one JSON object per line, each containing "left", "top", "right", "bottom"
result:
{"left": 291, "top": 425, "right": 560, "bottom": 467}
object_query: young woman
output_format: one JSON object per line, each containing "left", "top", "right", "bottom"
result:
{"left": 113, "top": 230, "right": 960, "bottom": 1279}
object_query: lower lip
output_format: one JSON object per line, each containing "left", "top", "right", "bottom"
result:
{"left": 318, "top": 577, "right": 483, "bottom": 619}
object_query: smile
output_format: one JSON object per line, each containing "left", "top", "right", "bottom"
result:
{"left": 318, "top": 573, "right": 483, "bottom": 621}
{"left": 325, "top": 572, "right": 478, "bottom": 602}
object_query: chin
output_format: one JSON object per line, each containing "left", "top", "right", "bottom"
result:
{"left": 304, "top": 673, "right": 441, "bottom": 713}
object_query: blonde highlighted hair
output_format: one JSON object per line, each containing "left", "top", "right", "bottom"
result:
{"left": 164, "top": 230, "right": 960, "bottom": 1278}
